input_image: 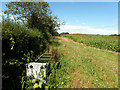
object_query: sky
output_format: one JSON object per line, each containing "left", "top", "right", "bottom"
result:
{"left": 0, "top": 1, "right": 119, "bottom": 35}
{"left": 49, "top": 2, "right": 118, "bottom": 35}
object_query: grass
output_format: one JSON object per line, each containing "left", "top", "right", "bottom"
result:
{"left": 48, "top": 36, "right": 118, "bottom": 88}
{"left": 63, "top": 34, "right": 119, "bottom": 52}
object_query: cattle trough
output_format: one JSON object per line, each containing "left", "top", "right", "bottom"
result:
{"left": 26, "top": 53, "right": 52, "bottom": 82}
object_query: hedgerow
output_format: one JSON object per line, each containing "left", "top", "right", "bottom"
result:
{"left": 2, "top": 18, "right": 48, "bottom": 61}
{"left": 2, "top": 18, "right": 52, "bottom": 89}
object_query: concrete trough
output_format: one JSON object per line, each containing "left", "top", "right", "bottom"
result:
{"left": 26, "top": 53, "right": 52, "bottom": 83}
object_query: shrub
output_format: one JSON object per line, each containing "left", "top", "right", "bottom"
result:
{"left": 60, "top": 32, "right": 69, "bottom": 36}
{"left": 2, "top": 18, "right": 47, "bottom": 62}
{"left": 2, "top": 18, "right": 49, "bottom": 89}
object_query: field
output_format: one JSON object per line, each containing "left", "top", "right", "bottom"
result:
{"left": 2, "top": 2, "right": 119, "bottom": 89}
{"left": 48, "top": 36, "right": 118, "bottom": 88}
{"left": 63, "top": 34, "right": 119, "bottom": 52}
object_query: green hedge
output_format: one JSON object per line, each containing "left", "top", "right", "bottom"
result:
{"left": 2, "top": 18, "right": 49, "bottom": 62}
{"left": 2, "top": 18, "right": 51, "bottom": 89}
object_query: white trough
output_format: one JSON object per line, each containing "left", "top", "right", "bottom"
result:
{"left": 26, "top": 53, "right": 52, "bottom": 83}
{"left": 26, "top": 62, "right": 48, "bottom": 83}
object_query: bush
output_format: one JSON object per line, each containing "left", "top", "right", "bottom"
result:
{"left": 2, "top": 18, "right": 49, "bottom": 89}
{"left": 2, "top": 18, "right": 47, "bottom": 62}
{"left": 60, "top": 32, "right": 69, "bottom": 36}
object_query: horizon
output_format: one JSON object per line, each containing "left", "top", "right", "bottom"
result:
{"left": 59, "top": 32, "right": 119, "bottom": 35}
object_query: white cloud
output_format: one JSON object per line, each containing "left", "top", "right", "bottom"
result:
{"left": 66, "top": 22, "right": 69, "bottom": 25}
{"left": 81, "top": 22, "right": 86, "bottom": 25}
{"left": 0, "top": 13, "right": 2, "bottom": 16}
{"left": 59, "top": 25, "right": 118, "bottom": 35}
{"left": 100, "top": 25, "right": 114, "bottom": 28}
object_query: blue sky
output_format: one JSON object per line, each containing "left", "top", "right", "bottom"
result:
{"left": 49, "top": 2, "right": 118, "bottom": 35}
{"left": 0, "top": 1, "right": 118, "bottom": 35}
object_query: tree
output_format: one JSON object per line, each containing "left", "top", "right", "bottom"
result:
{"left": 4, "top": 2, "right": 61, "bottom": 38}
{"left": 60, "top": 32, "right": 69, "bottom": 35}
{"left": 2, "top": 2, "right": 62, "bottom": 89}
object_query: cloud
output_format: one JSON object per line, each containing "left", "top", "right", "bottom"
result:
{"left": 0, "top": 13, "right": 2, "bottom": 16}
{"left": 81, "top": 22, "right": 86, "bottom": 25}
{"left": 59, "top": 25, "right": 118, "bottom": 35}
{"left": 66, "top": 22, "right": 69, "bottom": 25}
{"left": 100, "top": 25, "right": 116, "bottom": 28}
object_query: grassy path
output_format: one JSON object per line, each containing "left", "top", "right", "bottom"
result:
{"left": 55, "top": 37, "right": 118, "bottom": 88}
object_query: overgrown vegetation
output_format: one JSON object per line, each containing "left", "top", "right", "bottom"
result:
{"left": 63, "top": 34, "right": 120, "bottom": 52}
{"left": 21, "top": 70, "right": 48, "bottom": 89}
{"left": 2, "top": 2, "right": 61, "bottom": 89}
{"left": 46, "top": 38, "right": 69, "bottom": 88}
{"left": 2, "top": 18, "right": 47, "bottom": 61}
{"left": 20, "top": 42, "right": 64, "bottom": 89}
{"left": 2, "top": 1, "right": 119, "bottom": 89}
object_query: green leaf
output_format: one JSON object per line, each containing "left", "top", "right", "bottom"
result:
{"left": 32, "top": 79, "right": 37, "bottom": 83}
{"left": 45, "top": 86, "right": 48, "bottom": 89}
{"left": 11, "top": 47, "right": 13, "bottom": 50}
{"left": 33, "top": 83, "right": 39, "bottom": 89}
{"left": 39, "top": 81, "right": 43, "bottom": 88}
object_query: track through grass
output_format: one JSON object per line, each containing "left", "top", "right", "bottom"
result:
{"left": 53, "top": 37, "right": 118, "bottom": 88}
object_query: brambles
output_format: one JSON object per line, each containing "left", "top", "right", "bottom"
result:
{"left": 64, "top": 34, "right": 119, "bottom": 52}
